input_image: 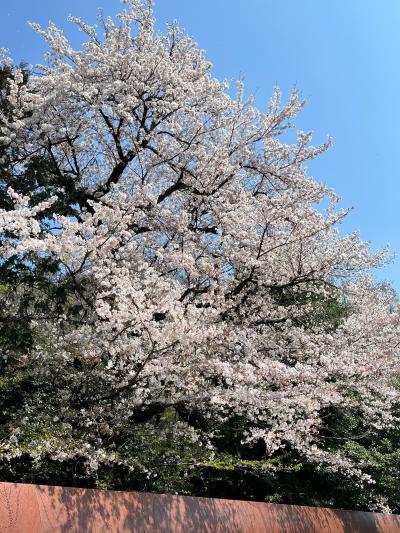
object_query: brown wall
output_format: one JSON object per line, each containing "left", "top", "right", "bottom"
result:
{"left": 1, "top": 481, "right": 399, "bottom": 532}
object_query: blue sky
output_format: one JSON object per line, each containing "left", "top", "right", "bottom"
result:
{"left": 1, "top": 0, "right": 399, "bottom": 290}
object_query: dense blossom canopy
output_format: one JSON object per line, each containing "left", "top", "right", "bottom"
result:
{"left": 0, "top": 0, "right": 399, "bottom": 488}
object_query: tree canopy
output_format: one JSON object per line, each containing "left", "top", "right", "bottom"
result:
{"left": 0, "top": 0, "right": 399, "bottom": 512}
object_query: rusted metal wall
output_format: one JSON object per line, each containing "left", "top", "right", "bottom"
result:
{"left": 0, "top": 481, "right": 399, "bottom": 532}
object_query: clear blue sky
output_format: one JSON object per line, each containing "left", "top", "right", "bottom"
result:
{"left": 1, "top": 0, "right": 400, "bottom": 290}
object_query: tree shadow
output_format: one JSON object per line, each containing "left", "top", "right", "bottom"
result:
{"left": 1, "top": 482, "right": 400, "bottom": 532}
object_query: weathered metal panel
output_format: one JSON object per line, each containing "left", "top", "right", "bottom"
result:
{"left": 0, "top": 481, "right": 399, "bottom": 532}
{"left": 0, "top": 483, "right": 42, "bottom": 533}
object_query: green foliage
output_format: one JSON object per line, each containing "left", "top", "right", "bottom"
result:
{"left": 1, "top": 376, "right": 399, "bottom": 512}
{"left": 270, "top": 282, "right": 351, "bottom": 333}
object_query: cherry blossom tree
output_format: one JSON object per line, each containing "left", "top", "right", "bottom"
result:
{"left": 0, "top": 0, "right": 399, "bottom": 497}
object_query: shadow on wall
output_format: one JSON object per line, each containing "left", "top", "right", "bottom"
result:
{"left": 0, "top": 481, "right": 399, "bottom": 532}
